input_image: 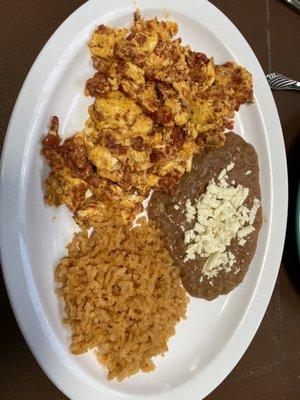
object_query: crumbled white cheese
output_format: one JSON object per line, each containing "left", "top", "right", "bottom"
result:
{"left": 228, "top": 251, "right": 236, "bottom": 267}
{"left": 231, "top": 180, "right": 236, "bottom": 185}
{"left": 245, "top": 170, "right": 252, "bottom": 175}
{"left": 249, "top": 198, "right": 260, "bottom": 225}
{"left": 218, "top": 167, "right": 227, "bottom": 181}
{"left": 174, "top": 204, "right": 180, "bottom": 210}
{"left": 185, "top": 199, "right": 197, "bottom": 222}
{"left": 184, "top": 229, "right": 196, "bottom": 244}
{"left": 238, "top": 225, "right": 255, "bottom": 238}
{"left": 203, "top": 251, "right": 233, "bottom": 278}
{"left": 226, "top": 162, "right": 235, "bottom": 171}
{"left": 183, "top": 162, "right": 261, "bottom": 279}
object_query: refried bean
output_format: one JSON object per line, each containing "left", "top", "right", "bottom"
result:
{"left": 148, "top": 133, "right": 262, "bottom": 300}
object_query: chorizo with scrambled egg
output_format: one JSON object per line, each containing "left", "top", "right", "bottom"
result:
{"left": 42, "top": 10, "right": 253, "bottom": 226}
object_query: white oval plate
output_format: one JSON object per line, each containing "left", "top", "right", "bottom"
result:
{"left": 0, "top": 0, "right": 287, "bottom": 399}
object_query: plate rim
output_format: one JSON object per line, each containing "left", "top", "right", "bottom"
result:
{"left": 0, "top": 0, "right": 288, "bottom": 399}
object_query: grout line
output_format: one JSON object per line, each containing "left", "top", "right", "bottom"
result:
{"left": 266, "top": 0, "right": 272, "bottom": 72}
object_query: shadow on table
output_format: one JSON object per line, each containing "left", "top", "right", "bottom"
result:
{"left": 282, "top": 131, "right": 300, "bottom": 293}
{"left": 0, "top": 271, "right": 20, "bottom": 355}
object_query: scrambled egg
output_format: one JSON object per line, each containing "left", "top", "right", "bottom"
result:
{"left": 42, "top": 11, "right": 253, "bottom": 226}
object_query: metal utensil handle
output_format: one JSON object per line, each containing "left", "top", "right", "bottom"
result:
{"left": 266, "top": 73, "right": 300, "bottom": 91}
{"left": 282, "top": 0, "right": 300, "bottom": 12}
